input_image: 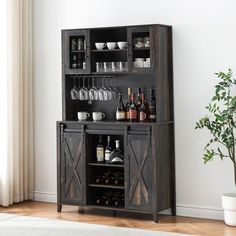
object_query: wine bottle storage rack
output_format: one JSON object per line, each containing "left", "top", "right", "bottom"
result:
{"left": 88, "top": 184, "right": 124, "bottom": 190}
{"left": 88, "top": 188, "right": 125, "bottom": 208}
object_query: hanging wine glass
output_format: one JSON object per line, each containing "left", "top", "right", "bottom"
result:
{"left": 89, "top": 76, "right": 96, "bottom": 100}
{"left": 70, "top": 76, "right": 79, "bottom": 100}
{"left": 109, "top": 76, "right": 117, "bottom": 100}
{"left": 102, "top": 76, "right": 109, "bottom": 101}
{"left": 98, "top": 76, "right": 104, "bottom": 101}
{"left": 106, "top": 76, "right": 113, "bottom": 100}
{"left": 79, "top": 76, "right": 88, "bottom": 100}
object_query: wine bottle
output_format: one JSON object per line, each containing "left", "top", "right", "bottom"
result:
{"left": 102, "top": 191, "right": 113, "bottom": 205}
{"left": 94, "top": 175, "right": 103, "bottom": 184}
{"left": 116, "top": 94, "right": 126, "bottom": 121}
{"left": 136, "top": 88, "right": 142, "bottom": 111}
{"left": 139, "top": 93, "right": 147, "bottom": 122}
{"left": 102, "top": 171, "right": 112, "bottom": 184}
{"left": 129, "top": 94, "right": 137, "bottom": 122}
{"left": 148, "top": 89, "right": 156, "bottom": 122}
{"left": 110, "top": 140, "right": 124, "bottom": 164}
{"left": 105, "top": 136, "right": 112, "bottom": 163}
{"left": 96, "top": 135, "right": 104, "bottom": 163}
{"left": 95, "top": 196, "right": 104, "bottom": 205}
{"left": 125, "top": 88, "right": 132, "bottom": 120}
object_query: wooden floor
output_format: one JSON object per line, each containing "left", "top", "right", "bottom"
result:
{"left": 0, "top": 201, "right": 236, "bottom": 235}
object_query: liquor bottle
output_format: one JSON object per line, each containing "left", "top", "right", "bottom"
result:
{"left": 105, "top": 136, "right": 112, "bottom": 163}
{"left": 116, "top": 94, "right": 126, "bottom": 121}
{"left": 71, "top": 55, "right": 77, "bottom": 69}
{"left": 77, "top": 54, "right": 83, "bottom": 69}
{"left": 96, "top": 135, "right": 104, "bottom": 163}
{"left": 125, "top": 88, "right": 132, "bottom": 120}
{"left": 110, "top": 140, "right": 124, "bottom": 164}
{"left": 148, "top": 88, "right": 156, "bottom": 122}
{"left": 129, "top": 94, "right": 137, "bottom": 122}
{"left": 136, "top": 88, "right": 142, "bottom": 111}
{"left": 139, "top": 93, "right": 147, "bottom": 122}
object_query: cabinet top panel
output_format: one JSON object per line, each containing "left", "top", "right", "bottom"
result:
{"left": 61, "top": 23, "right": 172, "bottom": 32}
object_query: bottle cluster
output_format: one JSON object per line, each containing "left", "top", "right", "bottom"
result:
{"left": 93, "top": 171, "right": 124, "bottom": 185}
{"left": 95, "top": 191, "right": 124, "bottom": 207}
{"left": 116, "top": 88, "right": 156, "bottom": 122}
{"left": 96, "top": 135, "right": 124, "bottom": 164}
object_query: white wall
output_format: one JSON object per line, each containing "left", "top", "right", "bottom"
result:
{"left": 33, "top": 0, "right": 236, "bottom": 219}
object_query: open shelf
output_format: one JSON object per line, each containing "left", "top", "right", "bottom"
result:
{"left": 88, "top": 184, "right": 124, "bottom": 190}
{"left": 133, "top": 47, "right": 150, "bottom": 51}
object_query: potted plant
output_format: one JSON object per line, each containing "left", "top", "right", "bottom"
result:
{"left": 195, "top": 69, "right": 236, "bottom": 226}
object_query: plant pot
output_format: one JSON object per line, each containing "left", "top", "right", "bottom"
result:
{"left": 222, "top": 193, "right": 236, "bottom": 226}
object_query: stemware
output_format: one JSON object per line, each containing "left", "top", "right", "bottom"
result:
{"left": 70, "top": 76, "right": 79, "bottom": 100}
{"left": 79, "top": 76, "right": 89, "bottom": 100}
{"left": 89, "top": 76, "right": 97, "bottom": 100}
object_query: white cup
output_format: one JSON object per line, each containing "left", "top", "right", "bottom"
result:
{"left": 117, "top": 41, "right": 127, "bottom": 49}
{"left": 92, "top": 112, "right": 105, "bottom": 121}
{"left": 95, "top": 42, "right": 106, "bottom": 50}
{"left": 77, "top": 112, "right": 90, "bottom": 121}
{"left": 106, "top": 42, "right": 117, "bottom": 50}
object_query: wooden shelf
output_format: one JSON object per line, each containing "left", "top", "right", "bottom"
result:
{"left": 88, "top": 163, "right": 124, "bottom": 168}
{"left": 91, "top": 49, "right": 127, "bottom": 52}
{"left": 70, "top": 50, "right": 85, "bottom": 53}
{"left": 133, "top": 47, "right": 150, "bottom": 51}
{"left": 88, "top": 184, "right": 124, "bottom": 190}
{"left": 87, "top": 204, "right": 124, "bottom": 210}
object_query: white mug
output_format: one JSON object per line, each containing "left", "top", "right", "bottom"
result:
{"left": 92, "top": 112, "right": 105, "bottom": 121}
{"left": 77, "top": 112, "right": 90, "bottom": 121}
{"left": 117, "top": 41, "right": 127, "bottom": 49}
{"left": 95, "top": 42, "right": 106, "bottom": 50}
{"left": 106, "top": 42, "right": 117, "bottom": 50}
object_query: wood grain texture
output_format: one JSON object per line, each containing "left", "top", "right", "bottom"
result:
{"left": 1, "top": 201, "right": 235, "bottom": 236}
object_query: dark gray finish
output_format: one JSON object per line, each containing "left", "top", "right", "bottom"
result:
{"left": 58, "top": 24, "right": 175, "bottom": 222}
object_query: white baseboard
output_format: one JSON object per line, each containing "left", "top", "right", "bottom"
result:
{"left": 33, "top": 191, "right": 224, "bottom": 220}
{"left": 34, "top": 191, "right": 57, "bottom": 203}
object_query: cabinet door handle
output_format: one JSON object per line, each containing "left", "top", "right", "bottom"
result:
{"left": 125, "top": 126, "right": 128, "bottom": 145}
{"left": 60, "top": 124, "right": 64, "bottom": 143}
{"left": 147, "top": 126, "right": 152, "bottom": 147}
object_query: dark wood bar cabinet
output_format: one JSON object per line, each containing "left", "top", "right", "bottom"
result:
{"left": 57, "top": 24, "right": 175, "bottom": 222}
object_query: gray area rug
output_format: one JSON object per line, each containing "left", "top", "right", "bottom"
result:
{"left": 0, "top": 213, "right": 191, "bottom": 236}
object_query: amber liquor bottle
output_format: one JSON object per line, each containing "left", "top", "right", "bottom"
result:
{"left": 125, "top": 88, "right": 132, "bottom": 120}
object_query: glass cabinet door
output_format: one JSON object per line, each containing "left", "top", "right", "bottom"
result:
{"left": 127, "top": 26, "right": 155, "bottom": 73}
{"left": 63, "top": 30, "right": 90, "bottom": 74}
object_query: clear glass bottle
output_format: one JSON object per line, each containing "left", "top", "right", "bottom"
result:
{"left": 105, "top": 136, "right": 112, "bottom": 163}
{"left": 96, "top": 135, "right": 104, "bottom": 163}
{"left": 110, "top": 140, "right": 124, "bottom": 164}
{"left": 71, "top": 55, "right": 77, "bottom": 69}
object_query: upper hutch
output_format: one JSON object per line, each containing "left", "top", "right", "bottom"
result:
{"left": 57, "top": 24, "right": 175, "bottom": 222}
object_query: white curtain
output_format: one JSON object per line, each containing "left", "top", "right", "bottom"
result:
{"left": 0, "top": 0, "right": 34, "bottom": 206}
